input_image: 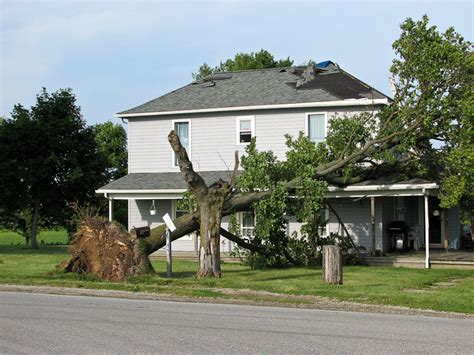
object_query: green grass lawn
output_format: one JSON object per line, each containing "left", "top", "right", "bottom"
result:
{"left": 0, "top": 244, "right": 473, "bottom": 313}
{"left": 0, "top": 229, "right": 68, "bottom": 246}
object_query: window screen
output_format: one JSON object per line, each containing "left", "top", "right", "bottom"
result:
{"left": 239, "top": 119, "right": 252, "bottom": 143}
{"left": 308, "top": 114, "right": 325, "bottom": 144}
{"left": 174, "top": 121, "right": 189, "bottom": 166}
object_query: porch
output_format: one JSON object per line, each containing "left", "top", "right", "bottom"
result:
{"left": 325, "top": 178, "right": 462, "bottom": 268}
{"left": 97, "top": 174, "right": 463, "bottom": 269}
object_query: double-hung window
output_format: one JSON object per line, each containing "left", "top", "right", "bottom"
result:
{"left": 240, "top": 211, "right": 256, "bottom": 238}
{"left": 173, "top": 120, "right": 190, "bottom": 167}
{"left": 236, "top": 116, "right": 255, "bottom": 144}
{"left": 306, "top": 113, "right": 326, "bottom": 145}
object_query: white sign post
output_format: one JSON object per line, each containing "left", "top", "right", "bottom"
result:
{"left": 162, "top": 213, "right": 176, "bottom": 278}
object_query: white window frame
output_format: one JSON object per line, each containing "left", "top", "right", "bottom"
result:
{"left": 171, "top": 119, "right": 191, "bottom": 168}
{"left": 305, "top": 112, "right": 328, "bottom": 144}
{"left": 236, "top": 116, "right": 255, "bottom": 145}
{"left": 239, "top": 211, "right": 256, "bottom": 238}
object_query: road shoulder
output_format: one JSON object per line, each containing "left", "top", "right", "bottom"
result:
{"left": 0, "top": 284, "right": 471, "bottom": 320}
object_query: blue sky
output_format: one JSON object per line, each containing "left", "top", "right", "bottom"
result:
{"left": 1, "top": 0, "right": 472, "bottom": 125}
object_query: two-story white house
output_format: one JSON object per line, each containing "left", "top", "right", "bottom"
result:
{"left": 97, "top": 61, "right": 461, "bottom": 257}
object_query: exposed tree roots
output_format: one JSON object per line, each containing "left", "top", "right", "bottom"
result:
{"left": 58, "top": 217, "right": 154, "bottom": 281}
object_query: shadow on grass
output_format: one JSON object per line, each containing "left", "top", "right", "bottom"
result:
{"left": 258, "top": 272, "right": 321, "bottom": 282}
{"left": 0, "top": 245, "right": 68, "bottom": 255}
{"left": 155, "top": 271, "right": 196, "bottom": 278}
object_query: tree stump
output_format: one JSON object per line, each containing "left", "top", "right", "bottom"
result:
{"left": 322, "top": 245, "right": 343, "bottom": 285}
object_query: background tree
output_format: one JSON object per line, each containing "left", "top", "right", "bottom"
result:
{"left": 193, "top": 49, "right": 293, "bottom": 81}
{"left": 94, "top": 121, "right": 128, "bottom": 226}
{"left": 62, "top": 16, "right": 472, "bottom": 279}
{"left": 0, "top": 88, "right": 108, "bottom": 248}
{"left": 94, "top": 121, "right": 127, "bottom": 182}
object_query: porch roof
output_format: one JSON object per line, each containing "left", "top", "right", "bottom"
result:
{"left": 96, "top": 171, "right": 230, "bottom": 199}
{"left": 97, "top": 173, "right": 439, "bottom": 200}
{"left": 326, "top": 178, "right": 438, "bottom": 198}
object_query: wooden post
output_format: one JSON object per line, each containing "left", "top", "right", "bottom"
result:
{"left": 371, "top": 197, "right": 376, "bottom": 254}
{"left": 323, "top": 245, "right": 343, "bottom": 285}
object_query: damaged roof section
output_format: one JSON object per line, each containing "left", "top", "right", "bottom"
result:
{"left": 118, "top": 61, "right": 389, "bottom": 116}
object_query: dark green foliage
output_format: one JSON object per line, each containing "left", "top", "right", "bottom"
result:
{"left": 389, "top": 16, "right": 473, "bottom": 210}
{"left": 93, "top": 121, "right": 128, "bottom": 226}
{"left": 228, "top": 16, "right": 472, "bottom": 268}
{"left": 94, "top": 121, "right": 127, "bottom": 182}
{"left": 0, "top": 88, "right": 108, "bottom": 247}
{"left": 193, "top": 49, "right": 293, "bottom": 81}
{"left": 232, "top": 138, "right": 332, "bottom": 268}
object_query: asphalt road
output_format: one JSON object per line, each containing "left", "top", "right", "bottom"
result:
{"left": 0, "top": 292, "right": 472, "bottom": 354}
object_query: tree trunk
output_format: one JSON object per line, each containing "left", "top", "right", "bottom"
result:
{"left": 30, "top": 201, "right": 40, "bottom": 249}
{"left": 168, "top": 130, "right": 237, "bottom": 278}
{"left": 196, "top": 195, "right": 225, "bottom": 278}
{"left": 322, "top": 245, "right": 343, "bottom": 285}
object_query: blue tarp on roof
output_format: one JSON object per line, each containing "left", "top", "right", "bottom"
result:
{"left": 316, "top": 60, "right": 333, "bottom": 68}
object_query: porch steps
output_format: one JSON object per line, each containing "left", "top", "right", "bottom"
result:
{"left": 363, "top": 256, "right": 474, "bottom": 270}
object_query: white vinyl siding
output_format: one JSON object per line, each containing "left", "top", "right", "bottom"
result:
{"left": 326, "top": 198, "right": 383, "bottom": 252}
{"left": 128, "top": 107, "right": 374, "bottom": 172}
{"left": 129, "top": 199, "right": 172, "bottom": 230}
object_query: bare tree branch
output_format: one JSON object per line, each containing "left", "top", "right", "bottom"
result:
{"left": 230, "top": 150, "right": 240, "bottom": 187}
{"left": 219, "top": 227, "right": 261, "bottom": 253}
{"left": 168, "top": 130, "right": 208, "bottom": 198}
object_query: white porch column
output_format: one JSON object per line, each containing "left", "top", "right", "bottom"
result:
{"left": 424, "top": 195, "right": 430, "bottom": 269}
{"left": 371, "top": 197, "right": 376, "bottom": 254}
{"left": 108, "top": 198, "right": 113, "bottom": 222}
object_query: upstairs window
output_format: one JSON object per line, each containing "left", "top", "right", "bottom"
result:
{"left": 173, "top": 120, "right": 190, "bottom": 167}
{"left": 236, "top": 116, "right": 255, "bottom": 145}
{"left": 307, "top": 113, "right": 326, "bottom": 145}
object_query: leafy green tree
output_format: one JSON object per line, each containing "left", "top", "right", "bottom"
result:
{"left": 193, "top": 49, "right": 293, "bottom": 80}
{"left": 94, "top": 121, "right": 127, "bottom": 182}
{"left": 232, "top": 15, "right": 473, "bottom": 266}
{"left": 0, "top": 88, "right": 108, "bottom": 248}
{"left": 93, "top": 121, "right": 128, "bottom": 226}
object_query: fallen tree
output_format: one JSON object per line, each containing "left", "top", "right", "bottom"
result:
{"left": 61, "top": 16, "right": 472, "bottom": 280}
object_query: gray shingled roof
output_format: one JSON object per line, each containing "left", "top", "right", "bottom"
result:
{"left": 98, "top": 173, "right": 434, "bottom": 192}
{"left": 98, "top": 171, "right": 237, "bottom": 191}
{"left": 118, "top": 64, "right": 389, "bottom": 115}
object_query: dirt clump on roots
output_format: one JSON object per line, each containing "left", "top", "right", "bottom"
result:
{"left": 58, "top": 217, "right": 154, "bottom": 281}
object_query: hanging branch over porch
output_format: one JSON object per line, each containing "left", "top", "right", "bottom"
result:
{"left": 142, "top": 111, "right": 426, "bottom": 255}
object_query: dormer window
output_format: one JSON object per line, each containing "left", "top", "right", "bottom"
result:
{"left": 236, "top": 116, "right": 255, "bottom": 145}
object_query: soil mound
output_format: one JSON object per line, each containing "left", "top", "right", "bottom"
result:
{"left": 59, "top": 217, "right": 153, "bottom": 281}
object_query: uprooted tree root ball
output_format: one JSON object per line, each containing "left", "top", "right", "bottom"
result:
{"left": 58, "top": 217, "right": 154, "bottom": 281}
